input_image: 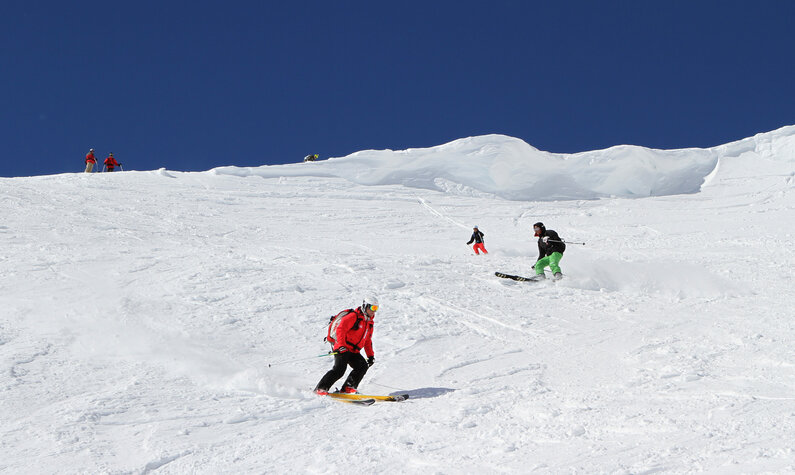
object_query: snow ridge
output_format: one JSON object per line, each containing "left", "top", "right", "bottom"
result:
{"left": 212, "top": 125, "right": 795, "bottom": 201}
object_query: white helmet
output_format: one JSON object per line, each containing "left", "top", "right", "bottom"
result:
{"left": 362, "top": 295, "right": 379, "bottom": 313}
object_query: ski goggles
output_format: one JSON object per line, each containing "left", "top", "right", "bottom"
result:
{"left": 369, "top": 304, "right": 379, "bottom": 312}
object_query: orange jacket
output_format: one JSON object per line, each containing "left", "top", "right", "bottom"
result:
{"left": 85, "top": 152, "right": 96, "bottom": 164}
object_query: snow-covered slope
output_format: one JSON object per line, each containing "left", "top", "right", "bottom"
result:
{"left": 1, "top": 127, "right": 794, "bottom": 473}
{"left": 213, "top": 125, "right": 795, "bottom": 201}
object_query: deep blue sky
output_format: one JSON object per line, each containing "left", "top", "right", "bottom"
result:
{"left": 1, "top": 1, "right": 793, "bottom": 177}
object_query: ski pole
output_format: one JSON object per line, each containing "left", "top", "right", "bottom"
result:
{"left": 548, "top": 239, "right": 586, "bottom": 246}
{"left": 267, "top": 351, "right": 337, "bottom": 368}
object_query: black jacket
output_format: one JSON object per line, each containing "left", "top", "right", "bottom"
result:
{"left": 537, "top": 229, "right": 565, "bottom": 260}
{"left": 467, "top": 230, "right": 484, "bottom": 245}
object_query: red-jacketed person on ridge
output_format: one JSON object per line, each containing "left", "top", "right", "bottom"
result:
{"left": 104, "top": 153, "right": 120, "bottom": 172}
{"left": 314, "top": 296, "right": 378, "bottom": 395}
{"left": 85, "top": 148, "right": 97, "bottom": 173}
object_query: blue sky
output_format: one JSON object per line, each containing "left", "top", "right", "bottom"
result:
{"left": 1, "top": 1, "right": 793, "bottom": 177}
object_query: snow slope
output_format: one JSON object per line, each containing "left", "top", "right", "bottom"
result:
{"left": 1, "top": 126, "right": 794, "bottom": 474}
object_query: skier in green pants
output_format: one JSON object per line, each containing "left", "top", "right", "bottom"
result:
{"left": 532, "top": 222, "right": 565, "bottom": 280}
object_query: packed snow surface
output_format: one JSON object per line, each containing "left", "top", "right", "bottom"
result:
{"left": 2, "top": 126, "right": 794, "bottom": 473}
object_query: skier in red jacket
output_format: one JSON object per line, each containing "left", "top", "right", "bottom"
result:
{"left": 104, "top": 153, "right": 120, "bottom": 172}
{"left": 314, "top": 296, "right": 378, "bottom": 395}
{"left": 85, "top": 149, "right": 97, "bottom": 173}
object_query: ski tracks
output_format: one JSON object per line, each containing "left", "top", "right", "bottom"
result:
{"left": 418, "top": 294, "right": 541, "bottom": 342}
{"left": 437, "top": 349, "right": 545, "bottom": 382}
{"left": 416, "top": 197, "right": 468, "bottom": 229}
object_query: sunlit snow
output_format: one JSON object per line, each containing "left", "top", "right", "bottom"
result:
{"left": 2, "top": 126, "right": 794, "bottom": 473}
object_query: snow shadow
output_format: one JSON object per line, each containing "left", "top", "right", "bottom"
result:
{"left": 402, "top": 387, "right": 456, "bottom": 399}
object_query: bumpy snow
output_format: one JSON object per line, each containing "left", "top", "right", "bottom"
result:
{"left": 1, "top": 126, "right": 794, "bottom": 473}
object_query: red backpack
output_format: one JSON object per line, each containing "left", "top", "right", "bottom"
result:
{"left": 325, "top": 308, "right": 355, "bottom": 348}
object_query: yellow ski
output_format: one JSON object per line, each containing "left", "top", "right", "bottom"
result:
{"left": 330, "top": 396, "right": 375, "bottom": 406}
{"left": 328, "top": 393, "right": 409, "bottom": 402}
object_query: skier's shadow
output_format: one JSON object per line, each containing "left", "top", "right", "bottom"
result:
{"left": 399, "top": 387, "right": 456, "bottom": 399}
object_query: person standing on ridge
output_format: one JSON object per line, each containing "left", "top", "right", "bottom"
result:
{"left": 85, "top": 148, "right": 97, "bottom": 173}
{"left": 467, "top": 225, "right": 488, "bottom": 255}
{"left": 104, "top": 153, "right": 120, "bottom": 172}
{"left": 314, "top": 296, "right": 378, "bottom": 395}
{"left": 532, "top": 222, "right": 565, "bottom": 280}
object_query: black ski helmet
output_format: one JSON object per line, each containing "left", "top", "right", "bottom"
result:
{"left": 533, "top": 222, "right": 545, "bottom": 230}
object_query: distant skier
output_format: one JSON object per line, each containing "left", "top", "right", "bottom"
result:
{"left": 531, "top": 222, "right": 565, "bottom": 280}
{"left": 85, "top": 148, "right": 97, "bottom": 173}
{"left": 103, "top": 153, "right": 120, "bottom": 172}
{"left": 466, "top": 225, "right": 488, "bottom": 255}
{"left": 314, "top": 296, "right": 378, "bottom": 395}
{"left": 304, "top": 154, "right": 319, "bottom": 162}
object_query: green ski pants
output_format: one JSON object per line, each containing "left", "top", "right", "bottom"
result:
{"left": 534, "top": 252, "right": 563, "bottom": 275}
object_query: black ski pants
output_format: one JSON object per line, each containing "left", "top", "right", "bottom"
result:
{"left": 315, "top": 351, "right": 369, "bottom": 391}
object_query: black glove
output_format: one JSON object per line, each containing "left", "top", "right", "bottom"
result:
{"left": 367, "top": 356, "right": 375, "bottom": 367}
{"left": 336, "top": 347, "right": 348, "bottom": 353}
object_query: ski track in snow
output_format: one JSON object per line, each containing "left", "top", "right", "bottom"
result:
{"left": 1, "top": 129, "right": 794, "bottom": 473}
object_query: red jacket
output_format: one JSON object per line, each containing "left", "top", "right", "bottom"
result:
{"left": 330, "top": 307, "right": 374, "bottom": 357}
{"left": 85, "top": 152, "right": 96, "bottom": 164}
{"left": 104, "top": 156, "right": 119, "bottom": 168}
